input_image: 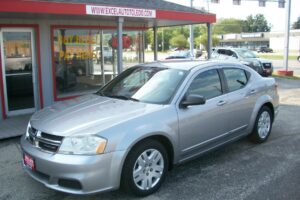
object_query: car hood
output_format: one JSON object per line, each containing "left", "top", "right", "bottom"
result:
{"left": 30, "top": 94, "right": 162, "bottom": 137}
{"left": 243, "top": 57, "right": 272, "bottom": 64}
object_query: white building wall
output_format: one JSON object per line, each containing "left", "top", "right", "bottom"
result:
{"left": 269, "top": 30, "right": 300, "bottom": 52}
{"left": 270, "top": 36, "right": 300, "bottom": 52}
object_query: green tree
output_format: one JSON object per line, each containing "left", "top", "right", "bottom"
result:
{"left": 144, "top": 29, "right": 152, "bottom": 50}
{"left": 213, "top": 18, "right": 244, "bottom": 34}
{"left": 145, "top": 27, "right": 178, "bottom": 51}
{"left": 170, "top": 34, "right": 188, "bottom": 49}
{"left": 172, "top": 26, "right": 190, "bottom": 39}
{"left": 292, "top": 16, "right": 300, "bottom": 29}
{"left": 243, "top": 14, "right": 271, "bottom": 32}
{"left": 195, "top": 33, "right": 219, "bottom": 51}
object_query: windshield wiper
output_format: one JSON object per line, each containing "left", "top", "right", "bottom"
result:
{"left": 107, "top": 95, "right": 139, "bottom": 102}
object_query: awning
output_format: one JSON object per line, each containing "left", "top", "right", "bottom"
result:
{"left": 0, "top": 0, "right": 216, "bottom": 27}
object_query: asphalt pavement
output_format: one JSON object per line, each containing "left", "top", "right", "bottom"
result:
{"left": 0, "top": 78, "right": 299, "bottom": 200}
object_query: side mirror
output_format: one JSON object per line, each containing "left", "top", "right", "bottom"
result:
{"left": 180, "top": 94, "right": 206, "bottom": 108}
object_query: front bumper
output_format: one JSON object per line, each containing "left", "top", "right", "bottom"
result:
{"left": 262, "top": 68, "right": 273, "bottom": 76}
{"left": 20, "top": 135, "right": 126, "bottom": 194}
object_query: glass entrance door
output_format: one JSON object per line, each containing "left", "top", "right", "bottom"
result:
{"left": 0, "top": 29, "right": 37, "bottom": 116}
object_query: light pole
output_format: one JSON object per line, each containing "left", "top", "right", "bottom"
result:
{"left": 283, "top": 0, "right": 291, "bottom": 72}
{"left": 189, "top": 0, "right": 194, "bottom": 56}
{"left": 162, "top": 28, "right": 164, "bottom": 52}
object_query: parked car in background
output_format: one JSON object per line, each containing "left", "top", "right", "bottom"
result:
{"left": 21, "top": 60, "right": 279, "bottom": 196}
{"left": 165, "top": 50, "right": 193, "bottom": 60}
{"left": 166, "top": 49, "right": 202, "bottom": 60}
{"left": 257, "top": 46, "right": 273, "bottom": 53}
{"left": 211, "top": 47, "right": 273, "bottom": 77}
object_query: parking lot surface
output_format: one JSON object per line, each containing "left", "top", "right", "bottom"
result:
{"left": 0, "top": 78, "right": 299, "bottom": 200}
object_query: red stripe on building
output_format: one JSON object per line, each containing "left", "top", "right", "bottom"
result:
{"left": 0, "top": 1, "right": 86, "bottom": 15}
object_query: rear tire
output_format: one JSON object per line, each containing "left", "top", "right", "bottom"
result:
{"left": 249, "top": 106, "right": 273, "bottom": 143}
{"left": 121, "top": 139, "right": 168, "bottom": 197}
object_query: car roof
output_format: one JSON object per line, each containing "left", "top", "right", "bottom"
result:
{"left": 215, "top": 47, "right": 250, "bottom": 50}
{"left": 139, "top": 60, "right": 242, "bottom": 71}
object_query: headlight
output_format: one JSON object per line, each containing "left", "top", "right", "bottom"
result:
{"left": 25, "top": 122, "right": 31, "bottom": 138}
{"left": 58, "top": 135, "right": 107, "bottom": 155}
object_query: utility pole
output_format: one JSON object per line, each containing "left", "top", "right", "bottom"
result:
{"left": 283, "top": 0, "right": 291, "bottom": 72}
{"left": 189, "top": 0, "right": 194, "bottom": 56}
{"left": 162, "top": 28, "right": 164, "bottom": 52}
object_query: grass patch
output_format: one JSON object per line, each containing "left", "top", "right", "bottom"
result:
{"left": 258, "top": 54, "right": 297, "bottom": 60}
{"left": 272, "top": 74, "right": 300, "bottom": 80}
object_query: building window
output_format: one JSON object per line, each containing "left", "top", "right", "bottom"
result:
{"left": 52, "top": 27, "right": 143, "bottom": 100}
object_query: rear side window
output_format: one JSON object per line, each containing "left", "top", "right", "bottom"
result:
{"left": 223, "top": 68, "right": 248, "bottom": 92}
{"left": 186, "top": 69, "right": 222, "bottom": 100}
{"left": 217, "top": 49, "right": 226, "bottom": 55}
{"left": 217, "top": 49, "right": 237, "bottom": 58}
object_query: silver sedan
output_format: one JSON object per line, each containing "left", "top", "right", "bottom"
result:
{"left": 21, "top": 60, "right": 279, "bottom": 196}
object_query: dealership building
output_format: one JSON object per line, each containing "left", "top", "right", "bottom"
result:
{"left": 0, "top": 0, "right": 216, "bottom": 123}
{"left": 218, "top": 29, "right": 300, "bottom": 52}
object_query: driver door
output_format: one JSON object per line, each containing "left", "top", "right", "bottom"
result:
{"left": 176, "top": 68, "right": 230, "bottom": 160}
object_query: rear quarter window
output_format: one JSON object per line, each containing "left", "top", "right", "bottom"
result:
{"left": 223, "top": 68, "right": 248, "bottom": 92}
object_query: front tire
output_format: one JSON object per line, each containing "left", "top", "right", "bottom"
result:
{"left": 121, "top": 139, "right": 169, "bottom": 196}
{"left": 249, "top": 106, "right": 273, "bottom": 143}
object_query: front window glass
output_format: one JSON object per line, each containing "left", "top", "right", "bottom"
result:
{"left": 235, "top": 49, "right": 258, "bottom": 58}
{"left": 223, "top": 68, "right": 248, "bottom": 92}
{"left": 98, "top": 66, "right": 187, "bottom": 104}
{"left": 186, "top": 69, "right": 222, "bottom": 100}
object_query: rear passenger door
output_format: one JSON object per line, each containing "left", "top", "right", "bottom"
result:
{"left": 221, "top": 67, "right": 256, "bottom": 133}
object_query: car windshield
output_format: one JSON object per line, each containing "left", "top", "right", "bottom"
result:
{"left": 235, "top": 49, "right": 258, "bottom": 58}
{"left": 97, "top": 66, "right": 188, "bottom": 104}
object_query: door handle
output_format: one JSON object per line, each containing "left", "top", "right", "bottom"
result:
{"left": 217, "top": 100, "right": 227, "bottom": 106}
{"left": 249, "top": 89, "right": 257, "bottom": 94}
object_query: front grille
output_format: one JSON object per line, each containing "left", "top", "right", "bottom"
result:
{"left": 262, "top": 63, "right": 272, "bottom": 69}
{"left": 27, "top": 126, "right": 63, "bottom": 153}
{"left": 58, "top": 179, "right": 82, "bottom": 190}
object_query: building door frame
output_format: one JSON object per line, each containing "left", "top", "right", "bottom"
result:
{"left": 0, "top": 27, "right": 38, "bottom": 117}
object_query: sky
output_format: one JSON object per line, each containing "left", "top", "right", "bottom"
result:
{"left": 166, "top": 0, "right": 300, "bottom": 31}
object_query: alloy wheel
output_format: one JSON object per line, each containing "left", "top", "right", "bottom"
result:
{"left": 133, "top": 149, "right": 164, "bottom": 191}
{"left": 257, "top": 111, "right": 271, "bottom": 139}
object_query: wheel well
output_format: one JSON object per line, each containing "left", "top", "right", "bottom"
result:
{"left": 262, "top": 102, "right": 274, "bottom": 121}
{"left": 131, "top": 135, "right": 174, "bottom": 170}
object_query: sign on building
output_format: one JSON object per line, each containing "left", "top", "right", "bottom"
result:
{"left": 86, "top": 5, "right": 156, "bottom": 18}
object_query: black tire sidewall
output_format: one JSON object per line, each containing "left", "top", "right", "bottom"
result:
{"left": 121, "top": 139, "right": 169, "bottom": 197}
{"left": 250, "top": 106, "right": 273, "bottom": 143}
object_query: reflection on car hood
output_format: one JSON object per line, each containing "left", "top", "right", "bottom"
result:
{"left": 243, "top": 57, "right": 272, "bottom": 64}
{"left": 30, "top": 94, "right": 161, "bottom": 136}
